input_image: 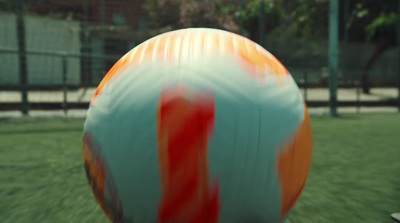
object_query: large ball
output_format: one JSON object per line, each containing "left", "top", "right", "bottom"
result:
{"left": 83, "top": 28, "right": 312, "bottom": 223}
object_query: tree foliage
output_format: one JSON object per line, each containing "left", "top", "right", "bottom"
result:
{"left": 345, "top": 0, "right": 397, "bottom": 42}
{"left": 235, "top": 0, "right": 284, "bottom": 42}
{"left": 142, "top": 0, "right": 239, "bottom": 32}
{"left": 0, "top": 0, "right": 15, "bottom": 11}
{"left": 365, "top": 12, "right": 397, "bottom": 44}
{"left": 142, "top": 0, "right": 398, "bottom": 43}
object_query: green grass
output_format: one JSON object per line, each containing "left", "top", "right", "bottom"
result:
{"left": 0, "top": 114, "right": 399, "bottom": 223}
{"left": 0, "top": 119, "right": 108, "bottom": 223}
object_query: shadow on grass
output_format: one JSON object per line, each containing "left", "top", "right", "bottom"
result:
{"left": 311, "top": 114, "right": 362, "bottom": 121}
{"left": 0, "top": 127, "right": 82, "bottom": 135}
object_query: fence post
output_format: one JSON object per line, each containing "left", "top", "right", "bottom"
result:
{"left": 398, "top": 0, "right": 400, "bottom": 111}
{"left": 62, "top": 56, "right": 68, "bottom": 115}
{"left": 239, "top": 0, "right": 245, "bottom": 36}
{"left": 356, "top": 71, "right": 361, "bottom": 114}
{"left": 16, "top": 0, "right": 28, "bottom": 115}
{"left": 81, "top": 0, "right": 90, "bottom": 86}
{"left": 304, "top": 71, "right": 308, "bottom": 102}
{"left": 258, "top": 0, "right": 265, "bottom": 47}
{"left": 329, "top": 0, "right": 339, "bottom": 117}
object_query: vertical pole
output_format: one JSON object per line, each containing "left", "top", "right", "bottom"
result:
{"left": 83, "top": 0, "right": 89, "bottom": 27}
{"left": 259, "top": 0, "right": 266, "bottom": 47}
{"left": 398, "top": 0, "right": 400, "bottom": 111}
{"left": 343, "top": 0, "right": 350, "bottom": 42}
{"left": 16, "top": 0, "right": 28, "bottom": 115}
{"left": 329, "top": 0, "right": 339, "bottom": 117}
{"left": 62, "top": 56, "right": 68, "bottom": 115}
{"left": 82, "top": 0, "right": 90, "bottom": 86}
{"left": 239, "top": 0, "right": 245, "bottom": 36}
{"left": 100, "top": 0, "right": 105, "bottom": 28}
{"left": 356, "top": 71, "right": 361, "bottom": 113}
{"left": 97, "top": 0, "right": 106, "bottom": 83}
{"left": 304, "top": 71, "right": 308, "bottom": 102}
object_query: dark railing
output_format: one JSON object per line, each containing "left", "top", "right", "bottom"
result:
{"left": 0, "top": 48, "right": 399, "bottom": 115}
{"left": 0, "top": 48, "right": 119, "bottom": 114}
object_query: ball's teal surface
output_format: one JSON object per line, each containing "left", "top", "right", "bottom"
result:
{"left": 82, "top": 28, "right": 312, "bottom": 223}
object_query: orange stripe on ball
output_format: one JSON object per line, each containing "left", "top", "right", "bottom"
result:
{"left": 277, "top": 106, "right": 313, "bottom": 221}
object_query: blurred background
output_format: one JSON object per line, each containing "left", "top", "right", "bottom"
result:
{"left": 0, "top": 1, "right": 399, "bottom": 223}
{"left": 0, "top": 0, "right": 399, "bottom": 116}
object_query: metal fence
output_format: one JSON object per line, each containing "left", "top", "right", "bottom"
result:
{"left": 0, "top": 0, "right": 399, "bottom": 116}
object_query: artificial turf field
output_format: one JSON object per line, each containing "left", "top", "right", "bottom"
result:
{"left": 0, "top": 114, "right": 399, "bottom": 223}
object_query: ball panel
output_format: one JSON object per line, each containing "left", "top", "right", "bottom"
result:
{"left": 207, "top": 75, "right": 304, "bottom": 222}
{"left": 84, "top": 28, "right": 313, "bottom": 223}
{"left": 87, "top": 54, "right": 305, "bottom": 222}
{"left": 156, "top": 86, "right": 220, "bottom": 223}
{"left": 277, "top": 106, "right": 313, "bottom": 220}
{"left": 209, "top": 108, "right": 283, "bottom": 223}
{"left": 82, "top": 132, "right": 125, "bottom": 222}
{"left": 91, "top": 28, "right": 291, "bottom": 106}
{"left": 85, "top": 74, "right": 163, "bottom": 222}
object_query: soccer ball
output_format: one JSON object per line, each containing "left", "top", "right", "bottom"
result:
{"left": 82, "top": 28, "right": 312, "bottom": 223}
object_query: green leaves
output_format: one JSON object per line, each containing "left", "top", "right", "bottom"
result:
{"left": 0, "top": 0, "right": 15, "bottom": 11}
{"left": 142, "top": 0, "right": 239, "bottom": 32}
{"left": 365, "top": 12, "right": 397, "bottom": 42}
{"left": 142, "top": 0, "right": 181, "bottom": 29}
{"left": 235, "top": 0, "right": 284, "bottom": 41}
